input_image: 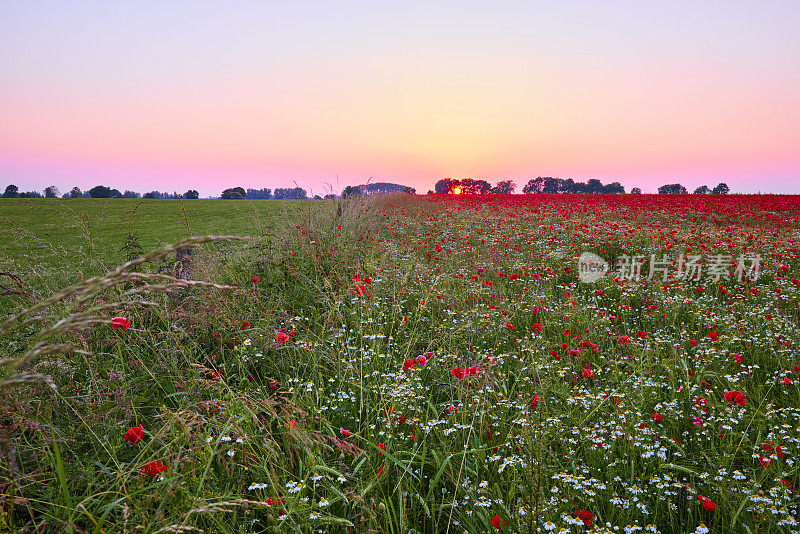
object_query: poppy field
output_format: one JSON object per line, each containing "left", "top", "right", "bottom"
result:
{"left": 2, "top": 193, "right": 800, "bottom": 533}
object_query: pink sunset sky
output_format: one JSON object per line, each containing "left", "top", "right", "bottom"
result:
{"left": 1, "top": 1, "right": 799, "bottom": 196}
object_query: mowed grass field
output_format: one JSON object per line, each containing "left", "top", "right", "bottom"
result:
{"left": 0, "top": 198, "right": 306, "bottom": 310}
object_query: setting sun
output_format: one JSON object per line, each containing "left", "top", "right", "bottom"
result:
{"left": 453, "top": 187, "right": 462, "bottom": 195}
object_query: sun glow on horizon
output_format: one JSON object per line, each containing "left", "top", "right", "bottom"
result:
{"left": 453, "top": 187, "right": 462, "bottom": 195}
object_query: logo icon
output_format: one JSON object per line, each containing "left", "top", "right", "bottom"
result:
{"left": 578, "top": 252, "right": 609, "bottom": 283}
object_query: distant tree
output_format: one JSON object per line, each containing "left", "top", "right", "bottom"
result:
{"left": 19, "top": 190, "right": 43, "bottom": 198}
{"left": 69, "top": 187, "right": 83, "bottom": 198}
{"left": 426, "top": 190, "right": 434, "bottom": 195}
{"left": 221, "top": 187, "right": 246, "bottom": 199}
{"left": 3, "top": 184, "right": 19, "bottom": 198}
{"left": 183, "top": 189, "right": 200, "bottom": 199}
{"left": 522, "top": 177, "right": 544, "bottom": 194}
{"left": 44, "top": 185, "right": 60, "bottom": 198}
{"left": 435, "top": 178, "right": 458, "bottom": 194}
{"left": 657, "top": 184, "right": 688, "bottom": 195}
{"left": 245, "top": 188, "right": 271, "bottom": 199}
{"left": 402, "top": 186, "right": 416, "bottom": 194}
{"left": 490, "top": 180, "right": 515, "bottom": 194}
{"left": 122, "top": 190, "right": 141, "bottom": 198}
{"left": 359, "top": 182, "right": 415, "bottom": 195}
{"left": 542, "top": 177, "right": 564, "bottom": 194}
{"left": 711, "top": 182, "right": 730, "bottom": 195}
{"left": 313, "top": 195, "right": 322, "bottom": 200}
{"left": 460, "top": 178, "right": 491, "bottom": 194}
{"left": 143, "top": 192, "right": 156, "bottom": 199}
{"left": 631, "top": 187, "right": 642, "bottom": 194}
{"left": 584, "top": 179, "right": 603, "bottom": 194}
{"left": 693, "top": 185, "right": 710, "bottom": 195}
{"left": 143, "top": 191, "right": 168, "bottom": 199}
{"left": 603, "top": 181, "right": 625, "bottom": 194}
{"left": 88, "top": 185, "right": 112, "bottom": 198}
{"left": 109, "top": 189, "right": 122, "bottom": 198}
{"left": 324, "top": 193, "right": 337, "bottom": 199}
{"left": 273, "top": 187, "right": 308, "bottom": 200}
{"left": 342, "top": 185, "right": 363, "bottom": 198}
{"left": 62, "top": 193, "right": 70, "bottom": 198}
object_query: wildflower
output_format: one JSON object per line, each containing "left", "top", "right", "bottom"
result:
{"left": 532, "top": 323, "right": 542, "bottom": 332}
{"left": 575, "top": 510, "right": 593, "bottom": 527}
{"left": 250, "top": 277, "right": 260, "bottom": 282}
{"left": 141, "top": 460, "right": 167, "bottom": 477}
{"left": 123, "top": 424, "right": 144, "bottom": 444}
{"left": 467, "top": 366, "right": 479, "bottom": 376}
{"left": 451, "top": 367, "right": 466, "bottom": 379}
{"left": 530, "top": 395, "right": 540, "bottom": 408}
{"left": 340, "top": 427, "right": 351, "bottom": 437}
{"left": 652, "top": 413, "right": 663, "bottom": 423}
{"left": 619, "top": 335, "right": 630, "bottom": 343}
{"left": 403, "top": 358, "right": 414, "bottom": 371}
{"left": 289, "top": 328, "right": 299, "bottom": 337}
{"left": 758, "top": 455, "right": 771, "bottom": 468}
{"left": 697, "top": 495, "right": 717, "bottom": 511}
{"left": 491, "top": 515, "right": 507, "bottom": 529}
{"left": 240, "top": 320, "right": 251, "bottom": 330}
{"left": 275, "top": 331, "right": 290, "bottom": 344}
{"left": 110, "top": 316, "right": 131, "bottom": 329}
{"left": 415, "top": 354, "right": 427, "bottom": 366}
{"left": 724, "top": 390, "right": 747, "bottom": 406}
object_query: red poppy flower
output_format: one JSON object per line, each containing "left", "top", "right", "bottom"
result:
{"left": 652, "top": 413, "right": 663, "bottom": 423}
{"left": 123, "top": 424, "right": 144, "bottom": 444}
{"left": 530, "top": 395, "right": 540, "bottom": 408}
{"left": 415, "top": 354, "right": 427, "bottom": 366}
{"left": 490, "top": 515, "right": 507, "bottom": 529}
{"left": 403, "top": 358, "right": 414, "bottom": 371}
{"left": 250, "top": 277, "right": 260, "bottom": 282}
{"left": 141, "top": 460, "right": 167, "bottom": 477}
{"left": 618, "top": 335, "right": 630, "bottom": 343}
{"left": 575, "top": 510, "right": 593, "bottom": 526}
{"left": 340, "top": 427, "right": 351, "bottom": 437}
{"left": 110, "top": 316, "right": 131, "bottom": 329}
{"left": 793, "top": 364, "right": 800, "bottom": 372}
{"left": 450, "top": 367, "right": 466, "bottom": 379}
{"left": 240, "top": 320, "right": 251, "bottom": 330}
{"left": 532, "top": 323, "right": 542, "bottom": 332}
{"left": 275, "top": 331, "right": 290, "bottom": 344}
{"left": 689, "top": 339, "right": 698, "bottom": 347}
{"left": 698, "top": 495, "right": 717, "bottom": 511}
{"left": 759, "top": 455, "right": 771, "bottom": 468}
{"left": 467, "top": 366, "right": 479, "bottom": 376}
{"left": 289, "top": 328, "right": 299, "bottom": 337}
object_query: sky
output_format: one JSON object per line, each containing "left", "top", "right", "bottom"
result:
{"left": 1, "top": 1, "right": 799, "bottom": 196}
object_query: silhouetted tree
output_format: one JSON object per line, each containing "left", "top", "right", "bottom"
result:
{"left": 69, "top": 187, "right": 82, "bottom": 198}
{"left": 603, "top": 182, "right": 625, "bottom": 194}
{"left": 245, "top": 188, "right": 271, "bottom": 199}
{"left": 88, "top": 185, "right": 112, "bottom": 198}
{"left": 44, "top": 185, "right": 60, "bottom": 198}
{"left": 3, "top": 185, "right": 19, "bottom": 198}
{"left": 631, "top": 187, "right": 642, "bottom": 194}
{"left": 460, "top": 178, "right": 491, "bottom": 194}
{"left": 183, "top": 190, "right": 199, "bottom": 199}
{"left": 342, "top": 185, "right": 363, "bottom": 198}
{"left": 490, "top": 180, "right": 515, "bottom": 194}
{"left": 711, "top": 183, "right": 730, "bottom": 195}
{"left": 19, "top": 190, "right": 43, "bottom": 198}
{"left": 435, "top": 178, "right": 458, "bottom": 194}
{"left": 221, "top": 187, "right": 246, "bottom": 199}
{"left": 522, "top": 178, "right": 544, "bottom": 194}
{"left": 273, "top": 187, "right": 307, "bottom": 200}
{"left": 657, "top": 184, "right": 688, "bottom": 194}
{"left": 123, "top": 190, "right": 141, "bottom": 198}
{"left": 693, "top": 185, "right": 710, "bottom": 195}
{"left": 109, "top": 189, "right": 122, "bottom": 198}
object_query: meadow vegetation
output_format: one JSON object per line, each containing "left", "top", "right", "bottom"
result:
{"left": 1, "top": 194, "right": 799, "bottom": 533}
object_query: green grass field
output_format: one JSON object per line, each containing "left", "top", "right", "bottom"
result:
{"left": 0, "top": 199, "right": 306, "bottom": 309}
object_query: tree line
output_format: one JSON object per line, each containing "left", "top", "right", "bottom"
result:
{"left": 1, "top": 179, "right": 733, "bottom": 199}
